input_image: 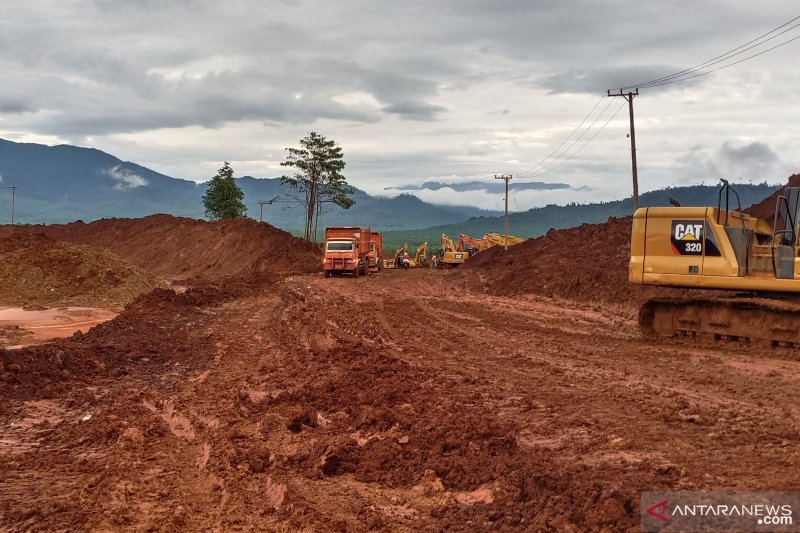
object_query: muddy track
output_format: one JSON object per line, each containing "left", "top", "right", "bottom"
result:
{"left": 2, "top": 269, "right": 800, "bottom": 531}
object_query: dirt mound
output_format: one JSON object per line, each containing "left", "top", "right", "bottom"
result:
{"left": 0, "top": 286, "right": 225, "bottom": 399}
{"left": 0, "top": 215, "right": 321, "bottom": 281}
{"left": 0, "top": 233, "right": 162, "bottom": 307}
{"left": 464, "top": 216, "right": 696, "bottom": 307}
{"left": 745, "top": 173, "right": 800, "bottom": 221}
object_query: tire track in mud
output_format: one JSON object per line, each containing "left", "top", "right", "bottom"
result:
{"left": 4, "top": 269, "right": 800, "bottom": 531}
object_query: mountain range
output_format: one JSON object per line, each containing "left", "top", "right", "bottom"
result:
{"left": 0, "top": 139, "right": 499, "bottom": 229}
{"left": 0, "top": 139, "right": 783, "bottom": 248}
{"left": 380, "top": 182, "right": 779, "bottom": 250}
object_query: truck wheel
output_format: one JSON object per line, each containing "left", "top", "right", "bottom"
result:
{"left": 363, "top": 262, "right": 369, "bottom": 276}
{"left": 324, "top": 270, "right": 331, "bottom": 278}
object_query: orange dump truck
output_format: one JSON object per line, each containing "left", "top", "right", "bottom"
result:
{"left": 368, "top": 231, "right": 383, "bottom": 271}
{"left": 323, "top": 226, "right": 371, "bottom": 278}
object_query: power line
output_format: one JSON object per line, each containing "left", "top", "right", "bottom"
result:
{"left": 520, "top": 100, "right": 627, "bottom": 180}
{"left": 509, "top": 15, "right": 800, "bottom": 187}
{"left": 640, "top": 32, "right": 800, "bottom": 89}
{"left": 514, "top": 94, "right": 607, "bottom": 177}
{"left": 517, "top": 97, "right": 618, "bottom": 179}
{"left": 614, "top": 15, "right": 800, "bottom": 91}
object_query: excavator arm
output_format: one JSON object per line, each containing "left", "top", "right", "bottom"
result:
{"left": 441, "top": 234, "right": 457, "bottom": 253}
{"left": 458, "top": 234, "right": 487, "bottom": 252}
{"left": 484, "top": 233, "right": 525, "bottom": 247}
{"left": 414, "top": 242, "right": 429, "bottom": 266}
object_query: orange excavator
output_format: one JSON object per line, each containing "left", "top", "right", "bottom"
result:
{"left": 458, "top": 234, "right": 488, "bottom": 253}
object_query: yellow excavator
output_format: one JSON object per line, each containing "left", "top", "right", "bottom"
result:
{"left": 412, "top": 242, "right": 429, "bottom": 268}
{"left": 485, "top": 233, "right": 525, "bottom": 248}
{"left": 630, "top": 179, "right": 800, "bottom": 346}
{"left": 382, "top": 243, "right": 408, "bottom": 269}
{"left": 440, "top": 234, "right": 469, "bottom": 268}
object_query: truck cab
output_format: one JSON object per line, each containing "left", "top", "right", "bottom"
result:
{"left": 323, "top": 227, "right": 371, "bottom": 278}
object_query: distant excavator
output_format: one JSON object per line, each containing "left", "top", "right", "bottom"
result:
{"left": 413, "top": 242, "right": 429, "bottom": 268}
{"left": 485, "top": 233, "right": 525, "bottom": 248}
{"left": 382, "top": 243, "right": 408, "bottom": 269}
{"left": 630, "top": 179, "right": 800, "bottom": 346}
{"left": 382, "top": 242, "right": 429, "bottom": 269}
{"left": 440, "top": 232, "right": 526, "bottom": 268}
{"left": 440, "top": 234, "right": 469, "bottom": 268}
{"left": 458, "top": 234, "right": 488, "bottom": 253}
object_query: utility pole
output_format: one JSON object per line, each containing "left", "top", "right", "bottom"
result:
{"left": 494, "top": 174, "right": 512, "bottom": 250}
{"left": 1, "top": 186, "right": 18, "bottom": 225}
{"left": 258, "top": 196, "right": 279, "bottom": 222}
{"left": 607, "top": 88, "right": 639, "bottom": 210}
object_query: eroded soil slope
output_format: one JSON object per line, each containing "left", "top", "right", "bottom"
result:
{"left": 461, "top": 216, "right": 730, "bottom": 310}
{"left": 745, "top": 173, "right": 800, "bottom": 222}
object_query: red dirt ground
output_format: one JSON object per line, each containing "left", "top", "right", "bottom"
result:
{"left": 461, "top": 216, "right": 715, "bottom": 310}
{"left": 1, "top": 215, "right": 799, "bottom": 531}
{"left": 0, "top": 214, "right": 321, "bottom": 281}
{"left": 0, "top": 233, "right": 161, "bottom": 307}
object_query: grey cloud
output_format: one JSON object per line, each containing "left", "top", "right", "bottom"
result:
{"left": 676, "top": 141, "right": 783, "bottom": 181}
{"left": 0, "top": 0, "right": 797, "bottom": 206}
{"left": 0, "top": 98, "right": 36, "bottom": 113}
{"left": 382, "top": 102, "right": 447, "bottom": 121}
{"left": 0, "top": 0, "right": 784, "bottom": 137}
{"left": 538, "top": 66, "right": 701, "bottom": 95}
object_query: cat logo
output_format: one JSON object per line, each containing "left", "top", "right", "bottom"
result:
{"left": 671, "top": 220, "right": 705, "bottom": 256}
{"left": 670, "top": 220, "right": 722, "bottom": 258}
{"left": 673, "top": 223, "right": 703, "bottom": 241}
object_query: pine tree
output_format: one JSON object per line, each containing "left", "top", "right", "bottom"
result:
{"left": 280, "top": 132, "right": 354, "bottom": 241}
{"left": 202, "top": 162, "right": 246, "bottom": 220}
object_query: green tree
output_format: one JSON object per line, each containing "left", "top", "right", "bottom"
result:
{"left": 202, "top": 162, "right": 247, "bottom": 220}
{"left": 280, "top": 132, "right": 354, "bottom": 241}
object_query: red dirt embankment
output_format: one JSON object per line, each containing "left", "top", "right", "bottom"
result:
{"left": 0, "top": 215, "right": 321, "bottom": 281}
{"left": 744, "top": 173, "right": 800, "bottom": 221}
{"left": 463, "top": 216, "right": 682, "bottom": 307}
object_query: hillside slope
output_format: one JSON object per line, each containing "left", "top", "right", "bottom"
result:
{"left": 383, "top": 182, "right": 779, "bottom": 250}
{"left": 0, "top": 139, "right": 497, "bottom": 229}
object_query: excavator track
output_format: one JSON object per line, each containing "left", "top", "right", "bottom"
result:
{"left": 639, "top": 297, "right": 800, "bottom": 348}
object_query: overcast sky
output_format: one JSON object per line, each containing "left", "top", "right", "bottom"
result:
{"left": 1, "top": 1, "right": 798, "bottom": 211}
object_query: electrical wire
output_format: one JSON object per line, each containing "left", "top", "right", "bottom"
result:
{"left": 517, "top": 97, "right": 616, "bottom": 179}
{"left": 514, "top": 94, "right": 607, "bottom": 177}
{"left": 614, "top": 14, "right": 800, "bottom": 91}
{"left": 640, "top": 32, "right": 800, "bottom": 89}
{"left": 522, "top": 100, "right": 627, "bottom": 179}
{"left": 508, "top": 15, "right": 800, "bottom": 184}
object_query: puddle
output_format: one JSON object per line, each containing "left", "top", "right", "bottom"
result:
{"left": 0, "top": 306, "right": 118, "bottom": 348}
